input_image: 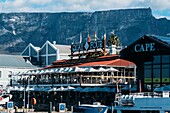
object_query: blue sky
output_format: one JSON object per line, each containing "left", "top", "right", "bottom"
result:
{"left": 0, "top": 0, "right": 170, "bottom": 19}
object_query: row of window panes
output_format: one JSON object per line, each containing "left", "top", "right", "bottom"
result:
{"left": 145, "top": 64, "right": 170, "bottom": 69}
{"left": 144, "top": 55, "right": 170, "bottom": 65}
{"left": 145, "top": 68, "right": 170, "bottom": 78}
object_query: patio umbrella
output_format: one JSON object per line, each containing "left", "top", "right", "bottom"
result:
{"left": 40, "top": 70, "right": 45, "bottom": 74}
{"left": 121, "top": 85, "right": 130, "bottom": 91}
{"left": 57, "top": 68, "right": 65, "bottom": 73}
{"left": 106, "top": 67, "right": 119, "bottom": 72}
{"left": 35, "top": 70, "right": 41, "bottom": 75}
{"left": 54, "top": 68, "right": 59, "bottom": 73}
{"left": 131, "top": 85, "right": 137, "bottom": 92}
{"left": 44, "top": 69, "right": 50, "bottom": 74}
{"left": 31, "top": 70, "right": 36, "bottom": 75}
{"left": 49, "top": 69, "right": 55, "bottom": 73}
{"left": 70, "top": 66, "right": 86, "bottom": 73}
{"left": 10, "top": 86, "right": 19, "bottom": 91}
{"left": 81, "top": 87, "right": 93, "bottom": 92}
{"left": 63, "top": 67, "right": 70, "bottom": 73}
{"left": 19, "top": 72, "right": 26, "bottom": 76}
{"left": 101, "top": 87, "right": 113, "bottom": 92}
{"left": 91, "top": 87, "right": 103, "bottom": 92}
{"left": 67, "top": 67, "right": 74, "bottom": 73}
{"left": 65, "top": 86, "right": 75, "bottom": 91}
{"left": 74, "top": 87, "right": 84, "bottom": 92}
{"left": 84, "top": 67, "right": 98, "bottom": 72}
{"left": 26, "top": 87, "right": 35, "bottom": 91}
{"left": 56, "top": 86, "right": 65, "bottom": 91}
{"left": 154, "top": 85, "right": 170, "bottom": 92}
{"left": 97, "top": 67, "right": 108, "bottom": 72}
{"left": 33, "top": 87, "right": 48, "bottom": 91}
{"left": 19, "top": 86, "right": 25, "bottom": 91}
{"left": 48, "top": 87, "right": 57, "bottom": 92}
{"left": 26, "top": 70, "right": 32, "bottom": 75}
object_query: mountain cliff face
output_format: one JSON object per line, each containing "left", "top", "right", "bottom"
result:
{"left": 0, "top": 8, "right": 170, "bottom": 54}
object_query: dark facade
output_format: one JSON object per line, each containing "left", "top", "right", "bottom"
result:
{"left": 120, "top": 35, "right": 170, "bottom": 92}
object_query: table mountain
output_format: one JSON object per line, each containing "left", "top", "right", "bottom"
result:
{"left": 0, "top": 8, "right": 170, "bottom": 54}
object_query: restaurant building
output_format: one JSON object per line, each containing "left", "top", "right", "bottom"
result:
{"left": 10, "top": 35, "right": 136, "bottom": 110}
{"left": 120, "top": 35, "right": 170, "bottom": 92}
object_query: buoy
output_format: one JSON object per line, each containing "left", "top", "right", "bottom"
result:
{"left": 30, "top": 98, "right": 36, "bottom": 105}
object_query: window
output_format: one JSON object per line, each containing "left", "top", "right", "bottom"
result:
{"left": 162, "top": 64, "right": 170, "bottom": 83}
{"left": 153, "top": 55, "right": 160, "bottom": 64}
{"left": 0, "top": 71, "right": 1, "bottom": 78}
{"left": 144, "top": 69, "right": 152, "bottom": 83}
{"left": 162, "top": 55, "right": 170, "bottom": 64}
{"left": 153, "top": 68, "right": 160, "bottom": 83}
{"left": 8, "top": 71, "right": 12, "bottom": 78}
{"left": 144, "top": 64, "right": 152, "bottom": 83}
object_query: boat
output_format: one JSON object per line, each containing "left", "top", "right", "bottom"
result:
{"left": 114, "top": 91, "right": 170, "bottom": 113}
{"left": 73, "top": 102, "right": 108, "bottom": 113}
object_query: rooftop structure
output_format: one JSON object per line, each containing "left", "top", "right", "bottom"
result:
{"left": 21, "top": 41, "right": 70, "bottom": 67}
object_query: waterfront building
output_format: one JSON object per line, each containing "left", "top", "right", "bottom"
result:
{"left": 21, "top": 43, "right": 40, "bottom": 66}
{"left": 21, "top": 41, "right": 70, "bottom": 67}
{"left": 11, "top": 35, "right": 136, "bottom": 111}
{"left": 120, "top": 35, "right": 170, "bottom": 92}
{"left": 0, "top": 54, "right": 36, "bottom": 87}
{"left": 10, "top": 54, "right": 136, "bottom": 111}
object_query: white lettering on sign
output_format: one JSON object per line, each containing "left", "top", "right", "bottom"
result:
{"left": 89, "top": 41, "right": 102, "bottom": 50}
{"left": 134, "top": 43, "right": 155, "bottom": 52}
{"left": 71, "top": 40, "right": 103, "bottom": 53}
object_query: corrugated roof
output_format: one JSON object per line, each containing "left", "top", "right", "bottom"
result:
{"left": 107, "top": 59, "right": 135, "bottom": 67}
{"left": 77, "top": 59, "right": 135, "bottom": 67}
{"left": 148, "top": 34, "right": 170, "bottom": 45}
{"left": 45, "top": 54, "right": 135, "bottom": 69}
{"left": 53, "top": 44, "right": 71, "bottom": 54}
{"left": 0, "top": 54, "right": 36, "bottom": 68}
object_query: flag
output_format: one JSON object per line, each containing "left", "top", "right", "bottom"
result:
{"left": 103, "top": 33, "right": 107, "bottom": 55}
{"left": 80, "top": 32, "right": 82, "bottom": 43}
{"left": 94, "top": 32, "right": 97, "bottom": 41}
{"left": 87, "top": 33, "right": 90, "bottom": 42}
{"left": 103, "top": 33, "right": 106, "bottom": 40}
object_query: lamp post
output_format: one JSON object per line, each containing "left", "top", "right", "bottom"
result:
{"left": 23, "top": 88, "right": 25, "bottom": 109}
{"left": 27, "top": 77, "right": 30, "bottom": 109}
{"left": 60, "top": 95, "right": 62, "bottom": 103}
{"left": 23, "top": 78, "right": 25, "bottom": 110}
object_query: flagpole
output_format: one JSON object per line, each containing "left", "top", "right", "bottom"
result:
{"left": 139, "top": 80, "right": 142, "bottom": 92}
{"left": 80, "top": 32, "right": 82, "bottom": 43}
{"left": 103, "top": 33, "right": 107, "bottom": 55}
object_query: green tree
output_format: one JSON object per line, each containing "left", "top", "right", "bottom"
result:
{"left": 107, "top": 33, "right": 120, "bottom": 46}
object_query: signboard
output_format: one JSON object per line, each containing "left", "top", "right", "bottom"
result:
{"left": 71, "top": 40, "right": 103, "bottom": 53}
{"left": 134, "top": 43, "right": 155, "bottom": 52}
{"left": 7, "top": 101, "right": 13, "bottom": 109}
{"left": 144, "top": 78, "right": 152, "bottom": 83}
{"left": 162, "top": 78, "right": 170, "bottom": 83}
{"left": 145, "top": 78, "right": 170, "bottom": 83}
{"left": 59, "top": 103, "right": 66, "bottom": 112}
